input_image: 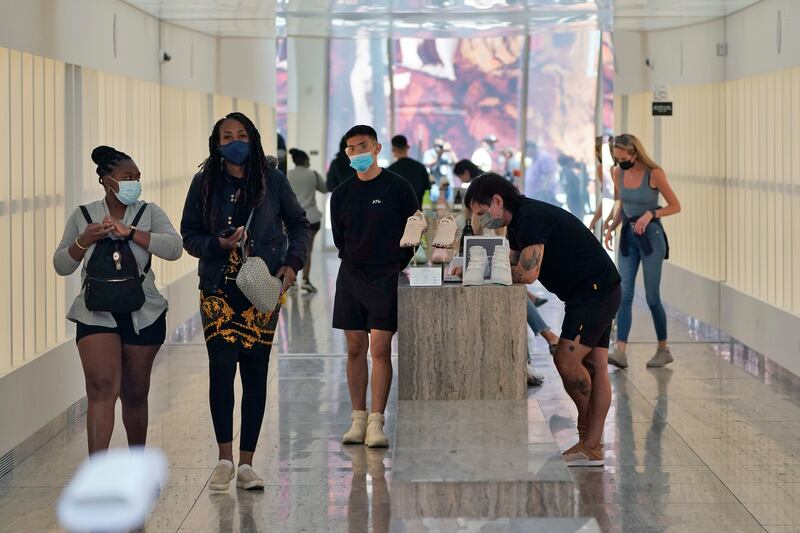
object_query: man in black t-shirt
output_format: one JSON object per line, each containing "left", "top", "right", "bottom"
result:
{"left": 331, "top": 125, "right": 419, "bottom": 450}
{"left": 464, "top": 173, "right": 621, "bottom": 468}
{"left": 387, "top": 135, "right": 431, "bottom": 206}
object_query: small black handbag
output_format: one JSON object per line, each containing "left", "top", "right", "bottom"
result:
{"left": 80, "top": 204, "right": 151, "bottom": 313}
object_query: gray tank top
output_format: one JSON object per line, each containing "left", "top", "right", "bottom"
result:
{"left": 620, "top": 168, "right": 659, "bottom": 218}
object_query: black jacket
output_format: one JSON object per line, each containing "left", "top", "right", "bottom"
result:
{"left": 326, "top": 152, "right": 355, "bottom": 192}
{"left": 181, "top": 169, "right": 311, "bottom": 291}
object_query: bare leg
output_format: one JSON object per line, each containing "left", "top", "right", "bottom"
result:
{"left": 346, "top": 330, "right": 370, "bottom": 411}
{"left": 218, "top": 442, "right": 234, "bottom": 462}
{"left": 304, "top": 228, "right": 318, "bottom": 282}
{"left": 120, "top": 344, "right": 161, "bottom": 446}
{"left": 585, "top": 347, "right": 612, "bottom": 449}
{"left": 368, "top": 330, "right": 394, "bottom": 414}
{"left": 78, "top": 334, "right": 122, "bottom": 454}
{"left": 552, "top": 338, "right": 593, "bottom": 443}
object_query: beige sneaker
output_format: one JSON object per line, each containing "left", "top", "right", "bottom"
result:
{"left": 209, "top": 459, "right": 236, "bottom": 491}
{"left": 647, "top": 348, "right": 674, "bottom": 368}
{"left": 365, "top": 412, "right": 389, "bottom": 448}
{"left": 400, "top": 211, "right": 427, "bottom": 247}
{"left": 608, "top": 350, "right": 628, "bottom": 369}
{"left": 563, "top": 443, "right": 604, "bottom": 467}
{"left": 432, "top": 213, "right": 457, "bottom": 248}
{"left": 236, "top": 464, "right": 264, "bottom": 490}
{"left": 342, "top": 410, "right": 368, "bottom": 444}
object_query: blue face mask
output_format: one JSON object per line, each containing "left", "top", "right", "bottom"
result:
{"left": 109, "top": 178, "right": 142, "bottom": 205}
{"left": 349, "top": 152, "right": 374, "bottom": 173}
{"left": 219, "top": 140, "right": 250, "bottom": 165}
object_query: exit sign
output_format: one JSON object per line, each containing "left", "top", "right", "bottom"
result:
{"left": 652, "top": 102, "right": 673, "bottom": 116}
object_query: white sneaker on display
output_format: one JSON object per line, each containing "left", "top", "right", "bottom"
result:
{"left": 462, "top": 246, "right": 487, "bottom": 286}
{"left": 489, "top": 244, "right": 512, "bottom": 286}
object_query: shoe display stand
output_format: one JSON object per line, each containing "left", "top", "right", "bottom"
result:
{"left": 397, "top": 277, "right": 527, "bottom": 400}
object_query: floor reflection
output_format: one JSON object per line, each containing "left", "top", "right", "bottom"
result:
{"left": 344, "top": 446, "right": 391, "bottom": 533}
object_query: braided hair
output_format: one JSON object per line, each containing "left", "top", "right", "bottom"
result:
{"left": 91, "top": 145, "right": 132, "bottom": 181}
{"left": 199, "top": 112, "right": 269, "bottom": 231}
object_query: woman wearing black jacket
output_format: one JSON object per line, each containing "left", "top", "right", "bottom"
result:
{"left": 181, "top": 112, "right": 310, "bottom": 491}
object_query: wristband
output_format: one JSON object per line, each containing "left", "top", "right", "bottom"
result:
{"left": 75, "top": 236, "right": 88, "bottom": 250}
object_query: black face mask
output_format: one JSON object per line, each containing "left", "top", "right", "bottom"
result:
{"left": 618, "top": 159, "right": 635, "bottom": 170}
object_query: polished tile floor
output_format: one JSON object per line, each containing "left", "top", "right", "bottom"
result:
{"left": 1, "top": 252, "right": 800, "bottom": 532}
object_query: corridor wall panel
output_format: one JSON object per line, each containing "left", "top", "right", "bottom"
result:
{"left": 0, "top": 44, "right": 276, "bottom": 379}
{"left": 0, "top": 49, "right": 69, "bottom": 373}
{"left": 621, "top": 66, "right": 800, "bottom": 322}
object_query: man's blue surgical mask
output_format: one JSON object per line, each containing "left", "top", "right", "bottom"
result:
{"left": 349, "top": 152, "right": 374, "bottom": 173}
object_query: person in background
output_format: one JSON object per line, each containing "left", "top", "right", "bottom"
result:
{"left": 327, "top": 135, "right": 356, "bottom": 192}
{"left": 524, "top": 141, "right": 559, "bottom": 206}
{"left": 181, "top": 112, "right": 310, "bottom": 492}
{"left": 422, "top": 137, "right": 456, "bottom": 185}
{"left": 453, "top": 159, "right": 483, "bottom": 186}
{"left": 471, "top": 134, "right": 497, "bottom": 173}
{"left": 288, "top": 148, "right": 327, "bottom": 293}
{"left": 559, "top": 154, "right": 585, "bottom": 219}
{"left": 331, "top": 125, "right": 419, "bottom": 449}
{"left": 387, "top": 134, "right": 431, "bottom": 207}
{"left": 588, "top": 137, "right": 606, "bottom": 231}
{"left": 277, "top": 132, "right": 288, "bottom": 176}
{"left": 604, "top": 133, "right": 681, "bottom": 369}
{"left": 53, "top": 145, "right": 183, "bottom": 455}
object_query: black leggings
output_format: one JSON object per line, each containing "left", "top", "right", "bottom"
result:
{"left": 208, "top": 343, "right": 272, "bottom": 452}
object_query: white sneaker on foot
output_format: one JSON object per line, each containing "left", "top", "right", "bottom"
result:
{"left": 608, "top": 350, "right": 628, "bottom": 369}
{"left": 342, "top": 410, "right": 368, "bottom": 444}
{"left": 647, "top": 348, "right": 673, "bottom": 368}
{"left": 209, "top": 459, "right": 235, "bottom": 491}
{"left": 236, "top": 464, "right": 264, "bottom": 490}
{"left": 489, "top": 244, "right": 512, "bottom": 285}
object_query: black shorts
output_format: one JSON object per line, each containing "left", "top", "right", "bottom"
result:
{"left": 75, "top": 311, "right": 167, "bottom": 346}
{"left": 333, "top": 263, "right": 399, "bottom": 332}
{"left": 561, "top": 283, "right": 621, "bottom": 349}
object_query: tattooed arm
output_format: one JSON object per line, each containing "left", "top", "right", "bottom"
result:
{"left": 511, "top": 244, "right": 544, "bottom": 284}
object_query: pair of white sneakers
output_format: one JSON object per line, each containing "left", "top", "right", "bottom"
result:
{"left": 463, "top": 245, "right": 512, "bottom": 286}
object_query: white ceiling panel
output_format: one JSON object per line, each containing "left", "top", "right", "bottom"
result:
{"left": 123, "top": 0, "right": 763, "bottom": 38}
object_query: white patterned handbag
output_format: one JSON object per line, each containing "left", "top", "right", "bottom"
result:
{"left": 236, "top": 208, "right": 283, "bottom": 313}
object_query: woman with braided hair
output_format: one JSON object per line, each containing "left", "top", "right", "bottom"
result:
{"left": 181, "top": 112, "right": 310, "bottom": 491}
{"left": 53, "top": 145, "right": 183, "bottom": 455}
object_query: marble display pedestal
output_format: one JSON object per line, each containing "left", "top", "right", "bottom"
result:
{"left": 397, "top": 282, "right": 527, "bottom": 400}
{"left": 390, "top": 400, "right": 578, "bottom": 521}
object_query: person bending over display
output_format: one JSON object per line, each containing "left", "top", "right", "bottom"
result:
{"left": 463, "top": 173, "right": 621, "bottom": 467}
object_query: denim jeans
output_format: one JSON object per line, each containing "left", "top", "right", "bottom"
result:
{"left": 616, "top": 222, "right": 668, "bottom": 343}
{"left": 526, "top": 298, "right": 550, "bottom": 363}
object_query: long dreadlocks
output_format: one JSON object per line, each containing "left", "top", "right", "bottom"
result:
{"left": 198, "top": 112, "right": 270, "bottom": 231}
